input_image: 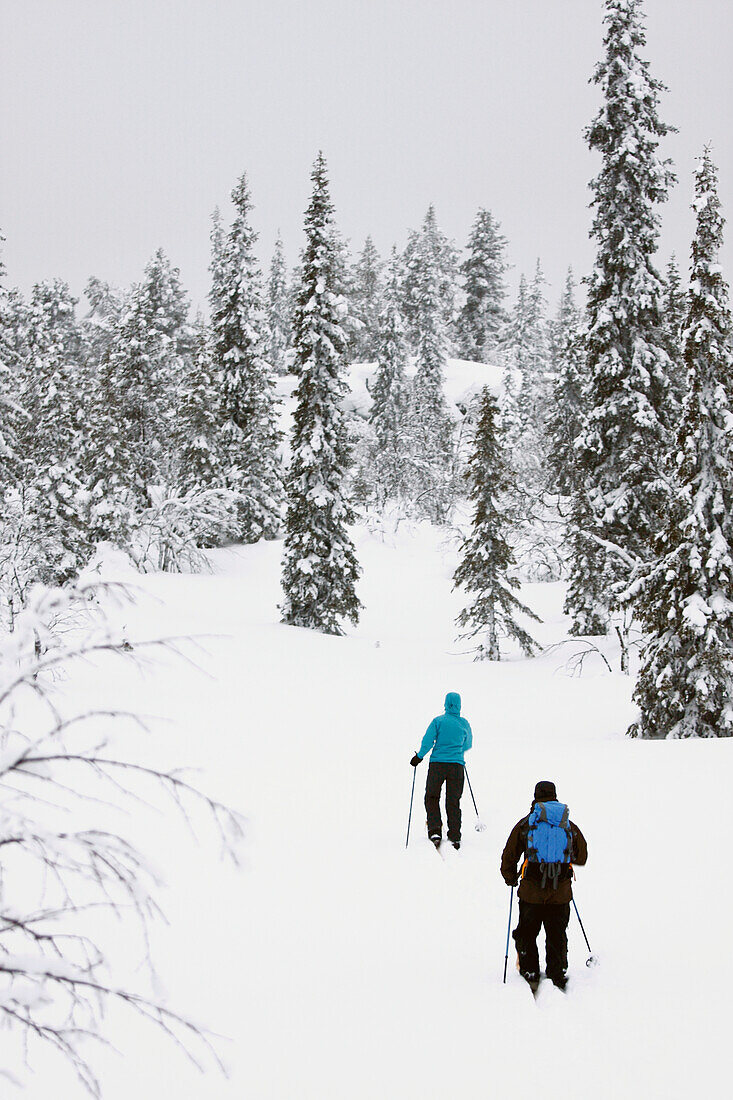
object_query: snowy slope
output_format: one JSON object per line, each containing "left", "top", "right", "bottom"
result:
{"left": 18, "top": 523, "right": 732, "bottom": 1100}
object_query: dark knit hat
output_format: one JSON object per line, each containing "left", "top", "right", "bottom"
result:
{"left": 534, "top": 780, "right": 557, "bottom": 802}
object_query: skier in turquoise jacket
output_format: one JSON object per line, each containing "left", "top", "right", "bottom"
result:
{"left": 410, "top": 692, "right": 472, "bottom": 849}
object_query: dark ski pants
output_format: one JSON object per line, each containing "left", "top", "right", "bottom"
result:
{"left": 513, "top": 900, "right": 570, "bottom": 982}
{"left": 425, "top": 762, "right": 464, "bottom": 842}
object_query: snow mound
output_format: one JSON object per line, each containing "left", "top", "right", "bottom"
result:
{"left": 276, "top": 357, "right": 503, "bottom": 425}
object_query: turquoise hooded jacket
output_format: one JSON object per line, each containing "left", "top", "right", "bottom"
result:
{"left": 418, "top": 692, "right": 473, "bottom": 764}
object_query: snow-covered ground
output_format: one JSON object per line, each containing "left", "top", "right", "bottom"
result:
{"left": 18, "top": 523, "right": 732, "bottom": 1099}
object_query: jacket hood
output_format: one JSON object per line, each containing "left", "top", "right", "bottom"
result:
{"left": 444, "top": 692, "right": 461, "bottom": 716}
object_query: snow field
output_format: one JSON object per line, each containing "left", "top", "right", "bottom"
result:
{"left": 20, "top": 523, "right": 733, "bottom": 1099}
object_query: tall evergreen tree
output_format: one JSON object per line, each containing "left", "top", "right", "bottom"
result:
{"left": 19, "top": 280, "right": 89, "bottom": 583}
{"left": 501, "top": 264, "right": 552, "bottom": 492}
{"left": 210, "top": 175, "right": 284, "bottom": 542}
{"left": 21, "top": 280, "right": 83, "bottom": 457}
{"left": 351, "top": 236, "right": 383, "bottom": 361}
{"left": 545, "top": 271, "right": 607, "bottom": 632}
{"left": 0, "top": 234, "right": 21, "bottom": 480}
{"left": 174, "top": 319, "right": 223, "bottom": 492}
{"left": 547, "top": 269, "right": 586, "bottom": 496}
{"left": 369, "top": 246, "right": 411, "bottom": 503}
{"left": 661, "top": 254, "right": 688, "bottom": 413}
{"left": 499, "top": 275, "right": 528, "bottom": 444}
{"left": 280, "top": 153, "right": 361, "bottom": 634}
{"left": 453, "top": 387, "right": 540, "bottom": 660}
{"left": 82, "top": 277, "right": 126, "bottom": 377}
{"left": 87, "top": 250, "right": 190, "bottom": 539}
{"left": 518, "top": 260, "right": 551, "bottom": 434}
{"left": 266, "top": 234, "right": 291, "bottom": 375}
{"left": 401, "top": 206, "right": 458, "bottom": 352}
{"left": 568, "top": 0, "right": 675, "bottom": 632}
{"left": 209, "top": 207, "right": 226, "bottom": 302}
{"left": 629, "top": 150, "right": 733, "bottom": 738}
{"left": 456, "top": 208, "right": 508, "bottom": 363}
{"left": 406, "top": 216, "right": 456, "bottom": 522}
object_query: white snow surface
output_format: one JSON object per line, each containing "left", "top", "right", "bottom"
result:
{"left": 276, "top": 356, "right": 503, "bottom": 424}
{"left": 16, "top": 522, "right": 732, "bottom": 1099}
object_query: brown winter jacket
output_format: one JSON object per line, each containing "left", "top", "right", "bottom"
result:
{"left": 500, "top": 807, "right": 588, "bottom": 905}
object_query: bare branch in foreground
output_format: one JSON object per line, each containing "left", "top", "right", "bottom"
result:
{"left": 0, "top": 580, "right": 243, "bottom": 1095}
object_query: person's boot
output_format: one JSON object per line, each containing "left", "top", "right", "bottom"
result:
{"left": 429, "top": 834, "right": 442, "bottom": 849}
{"left": 522, "top": 971, "right": 540, "bottom": 995}
{"left": 549, "top": 972, "right": 568, "bottom": 991}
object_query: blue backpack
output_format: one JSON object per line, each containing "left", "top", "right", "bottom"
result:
{"left": 526, "top": 801, "right": 572, "bottom": 889}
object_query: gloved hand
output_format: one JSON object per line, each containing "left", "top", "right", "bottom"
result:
{"left": 503, "top": 874, "right": 518, "bottom": 888}
{"left": 410, "top": 754, "right": 422, "bottom": 767}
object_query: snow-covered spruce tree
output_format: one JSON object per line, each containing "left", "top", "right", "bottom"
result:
{"left": 280, "top": 153, "right": 361, "bottom": 634}
{"left": 210, "top": 175, "right": 284, "bottom": 542}
{"left": 563, "top": 492, "right": 609, "bottom": 636}
{"left": 547, "top": 269, "right": 587, "bottom": 496}
{"left": 568, "top": 0, "right": 675, "bottom": 634}
{"left": 456, "top": 208, "right": 508, "bottom": 363}
{"left": 627, "top": 150, "right": 733, "bottom": 738}
{"left": 368, "top": 246, "right": 411, "bottom": 505}
{"left": 209, "top": 206, "right": 226, "bottom": 300}
{"left": 152, "top": 317, "right": 238, "bottom": 560}
{"left": 18, "top": 281, "right": 90, "bottom": 587}
{"left": 86, "top": 250, "right": 191, "bottom": 543}
{"left": 401, "top": 205, "right": 458, "bottom": 353}
{"left": 0, "top": 236, "right": 22, "bottom": 485}
{"left": 401, "top": 209, "right": 457, "bottom": 522}
{"left": 351, "top": 235, "right": 383, "bottom": 361}
{"left": 550, "top": 274, "right": 610, "bottom": 633}
{"left": 21, "top": 280, "right": 83, "bottom": 459}
{"left": 0, "top": 265, "right": 27, "bottom": 619}
{"left": 453, "top": 387, "right": 541, "bottom": 660}
{"left": 81, "top": 276, "right": 126, "bottom": 380}
{"left": 499, "top": 301, "right": 523, "bottom": 445}
{"left": 175, "top": 319, "right": 223, "bottom": 493}
{"left": 661, "top": 253, "right": 688, "bottom": 414}
{"left": 500, "top": 264, "right": 553, "bottom": 526}
{"left": 516, "top": 260, "right": 551, "bottom": 440}
{"left": 501, "top": 274, "right": 531, "bottom": 447}
{"left": 266, "top": 233, "right": 291, "bottom": 374}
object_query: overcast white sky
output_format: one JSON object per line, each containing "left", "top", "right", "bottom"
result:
{"left": 2, "top": 0, "right": 731, "bottom": 314}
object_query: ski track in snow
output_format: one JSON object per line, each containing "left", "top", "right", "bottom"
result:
{"left": 19, "top": 523, "right": 732, "bottom": 1099}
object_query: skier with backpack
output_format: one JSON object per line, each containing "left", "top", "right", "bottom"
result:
{"left": 410, "top": 692, "right": 472, "bottom": 850}
{"left": 500, "top": 780, "right": 587, "bottom": 992}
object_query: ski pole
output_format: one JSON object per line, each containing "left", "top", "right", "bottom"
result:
{"left": 463, "top": 766, "right": 486, "bottom": 831}
{"left": 405, "top": 765, "right": 417, "bottom": 848}
{"left": 503, "top": 885, "right": 514, "bottom": 984}
{"left": 572, "top": 897, "right": 598, "bottom": 967}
